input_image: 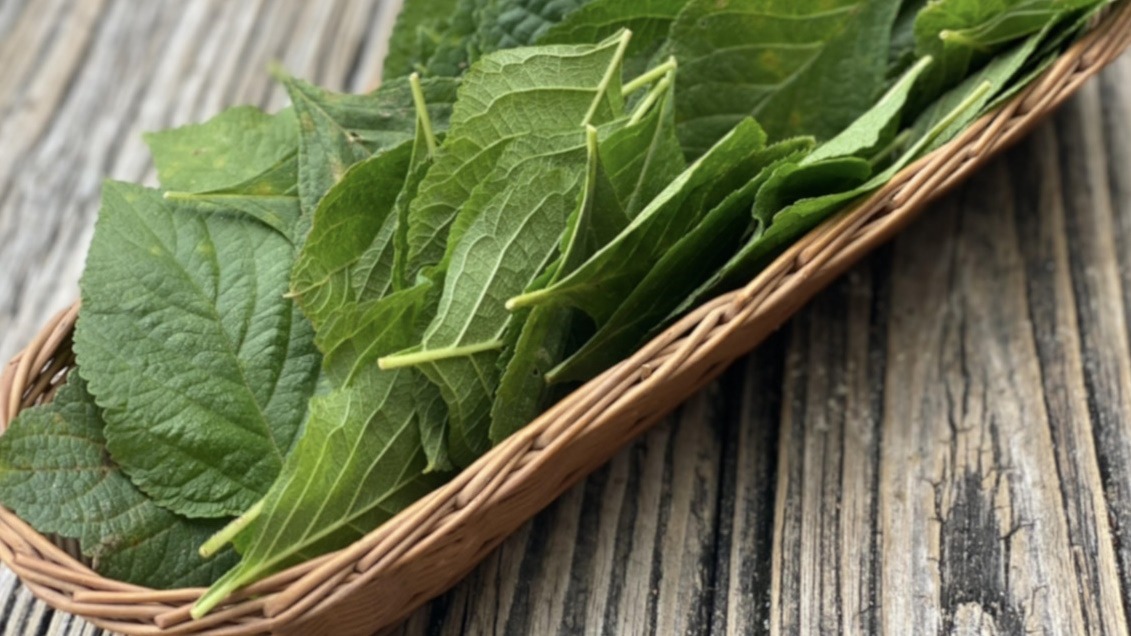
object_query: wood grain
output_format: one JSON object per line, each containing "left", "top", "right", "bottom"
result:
{"left": 0, "top": 1, "right": 1128, "bottom": 635}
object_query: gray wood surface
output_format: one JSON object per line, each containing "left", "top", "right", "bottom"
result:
{"left": 0, "top": 1, "right": 1128, "bottom": 634}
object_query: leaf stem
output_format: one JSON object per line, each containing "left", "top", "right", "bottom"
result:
{"left": 506, "top": 287, "right": 554, "bottom": 311}
{"left": 622, "top": 56, "right": 677, "bottom": 97}
{"left": 378, "top": 340, "right": 504, "bottom": 369}
{"left": 921, "top": 80, "right": 993, "bottom": 147}
{"left": 199, "top": 499, "right": 265, "bottom": 558}
{"left": 939, "top": 29, "right": 993, "bottom": 53}
{"left": 409, "top": 72, "right": 438, "bottom": 158}
{"left": 192, "top": 569, "right": 255, "bottom": 620}
{"left": 582, "top": 30, "right": 633, "bottom": 128}
{"left": 868, "top": 129, "right": 911, "bottom": 168}
{"left": 628, "top": 67, "right": 674, "bottom": 126}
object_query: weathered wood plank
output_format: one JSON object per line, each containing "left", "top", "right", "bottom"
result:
{"left": 770, "top": 261, "right": 887, "bottom": 636}
{"left": 766, "top": 58, "right": 1131, "bottom": 635}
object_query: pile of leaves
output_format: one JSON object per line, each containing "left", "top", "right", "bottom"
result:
{"left": 0, "top": 0, "right": 1111, "bottom": 619}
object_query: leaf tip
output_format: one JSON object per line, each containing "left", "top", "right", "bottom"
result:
{"left": 267, "top": 60, "right": 292, "bottom": 84}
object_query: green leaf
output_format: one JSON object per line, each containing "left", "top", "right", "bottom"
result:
{"left": 600, "top": 71, "right": 686, "bottom": 219}
{"left": 194, "top": 364, "right": 445, "bottom": 618}
{"left": 670, "top": 0, "right": 902, "bottom": 157}
{"left": 913, "top": 0, "right": 1100, "bottom": 96}
{"left": 194, "top": 273, "right": 447, "bottom": 615}
{"left": 73, "top": 182, "right": 321, "bottom": 519}
{"left": 402, "top": 34, "right": 631, "bottom": 285}
{"left": 315, "top": 285, "right": 434, "bottom": 385}
{"left": 802, "top": 54, "right": 933, "bottom": 164}
{"left": 537, "top": 0, "right": 686, "bottom": 78}
{"left": 489, "top": 127, "right": 631, "bottom": 438}
{"left": 290, "top": 141, "right": 415, "bottom": 335}
{"left": 145, "top": 106, "right": 298, "bottom": 194}
{"left": 418, "top": 0, "right": 488, "bottom": 77}
{"left": 387, "top": 133, "right": 592, "bottom": 465}
{"left": 489, "top": 82, "right": 682, "bottom": 439}
{"left": 507, "top": 117, "right": 767, "bottom": 324}
{"left": 383, "top": 0, "right": 465, "bottom": 79}
{"left": 676, "top": 63, "right": 1000, "bottom": 315}
{"left": 0, "top": 376, "right": 238, "bottom": 588}
{"left": 907, "top": 23, "right": 1051, "bottom": 154}
{"left": 279, "top": 74, "right": 459, "bottom": 222}
{"left": 489, "top": 263, "right": 572, "bottom": 443}
{"left": 888, "top": 0, "right": 929, "bottom": 79}
{"left": 478, "top": 0, "right": 595, "bottom": 51}
{"left": 161, "top": 148, "right": 302, "bottom": 239}
{"left": 549, "top": 137, "right": 813, "bottom": 384}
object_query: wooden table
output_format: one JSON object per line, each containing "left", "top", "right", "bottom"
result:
{"left": 1, "top": 1, "right": 1129, "bottom": 634}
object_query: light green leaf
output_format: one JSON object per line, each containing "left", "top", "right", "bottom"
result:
{"left": 161, "top": 150, "right": 301, "bottom": 241}
{"left": 676, "top": 64, "right": 1001, "bottom": 315}
{"left": 290, "top": 141, "right": 415, "bottom": 336}
{"left": 549, "top": 137, "right": 813, "bottom": 384}
{"left": 194, "top": 364, "right": 445, "bottom": 618}
{"left": 73, "top": 182, "right": 321, "bottom": 519}
{"left": 908, "top": 23, "right": 1051, "bottom": 154}
{"left": 489, "top": 263, "right": 572, "bottom": 443}
{"left": 489, "top": 81, "right": 681, "bottom": 440}
{"left": 387, "top": 133, "right": 592, "bottom": 466}
{"left": 599, "top": 71, "right": 686, "bottom": 219}
{"left": 279, "top": 74, "right": 459, "bottom": 222}
{"left": 0, "top": 376, "right": 238, "bottom": 588}
{"left": 194, "top": 274, "right": 447, "bottom": 615}
{"left": 506, "top": 117, "right": 767, "bottom": 324}
{"left": 145, "top": 106, "right": 298, "bottom": 194}
{"left": 402, "top": 34, "right": 630, "bottom": 284}
{"left": 803, "top": 54, "right": 933, "bottom": 164}
{"left": 670, "top": 0, "right": 902, "bottom": 157}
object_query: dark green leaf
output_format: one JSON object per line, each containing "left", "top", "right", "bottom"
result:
{"left": 537, "top": 0, "right": 687, "bottom": 78}
{"left": 145, "top": 106, "right": 297, "bottom": 194}
{"left": 383, "top": 0, "right": 466, "bottom": 79}
{"left": 0, "top": 376, "right": 238, "bottom": 588}
{"left": 478, "top": 0, "right": 595, "bottom": 51}
{"left": 670, "top": 0, "right": 902, "bottom": 157}
{"left": 73, "top": 182, "right": 321, "bottom": 518}
{"left": 912, "top": 0, "right": 1099, "bottom": 97}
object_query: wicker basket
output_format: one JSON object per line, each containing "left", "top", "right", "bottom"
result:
{"left": 3, "top": 5, "right": 1131, "bottom": 634}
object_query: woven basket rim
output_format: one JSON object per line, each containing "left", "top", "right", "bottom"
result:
{"left": 2, "top": 4, "right": 1130, "bottom": 634}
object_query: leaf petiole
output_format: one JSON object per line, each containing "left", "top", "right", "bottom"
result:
{"left": 199, "top": 499, "right": 265, "bottom": 559}
{"left": 918, "top": 80, "right": 994, "bottom": 149}
{"left": 506, "top": 286, "right": 557, "bottom": 311}
{"left": 868, "top": 129, "right": 911, "bottom": 168}
{"left": 622, "top": 56, "right": 677, "bottom": 97}
{"left": 939, "top": 29, "right": 994, "bottom": 53}
{"left": 581, "top": 30, "right": 633, "bottom": 127}
{"left": 378, "top": 340, "right": 504, "bottom": 369}
{"left": 409, "top": 72, "right": 438, "bottom": 157}
{"left": 628, "top": 66, "right": 674, "bottom": 126}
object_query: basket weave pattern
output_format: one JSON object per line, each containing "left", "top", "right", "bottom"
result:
{"left": 2, "top": 7, "right": 1131, "bottom": 634}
